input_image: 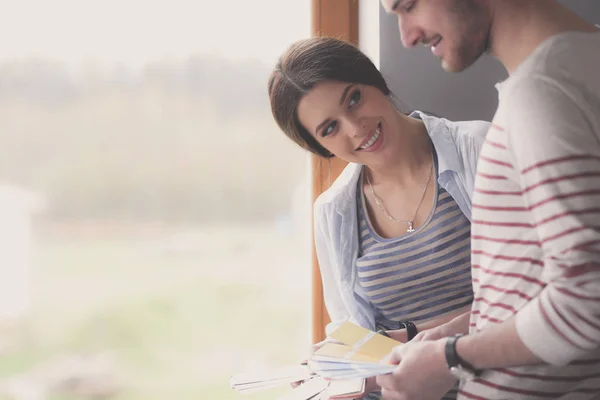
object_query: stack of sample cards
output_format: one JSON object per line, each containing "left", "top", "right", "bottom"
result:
{"left": 307, "top": 321, "right": 401, "bottom": 380}
{"left": 230, "top": 321, "right": 401, "bottom": 399}
{"left": 231, "top": 368, "right": 366, "bottom": 400}
{"left": 230, "top": 364, "right": 313, "bottom": 395}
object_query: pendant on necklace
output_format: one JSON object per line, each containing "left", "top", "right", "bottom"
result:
{"left": 407, "top": 222, "right": 415, "bottom": 233}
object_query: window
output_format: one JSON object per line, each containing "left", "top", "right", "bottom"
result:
{"left": 0, "top": 1, "right": 312, "bottom": 399}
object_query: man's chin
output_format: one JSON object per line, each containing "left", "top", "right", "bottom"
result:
{"left": 441, "top": 60, "right": 461, "bottom": 73}
{"left": 441, "top": 57, "right": 475, "bottom": 73}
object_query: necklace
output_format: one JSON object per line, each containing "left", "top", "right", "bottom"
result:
{"left": 365, "top": 158, "right": 434, "bottom": 233}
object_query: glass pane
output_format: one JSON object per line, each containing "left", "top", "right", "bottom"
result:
{"left": 0, "top": 1, "right": 311, "bottom": 399}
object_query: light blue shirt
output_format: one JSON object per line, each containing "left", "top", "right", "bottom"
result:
{"left": 313, "top": 111, "right": 489, "bottom": 334}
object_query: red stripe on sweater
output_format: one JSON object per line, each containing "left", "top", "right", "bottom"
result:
{"left": 522, "top": 155, "right": 600, "bottom": 175}
{"left": 564, "top": 239, "right": 600, "bottom": 253}
{"left": 547, "top": 293, "right": 597, "bottom": 344}
{"left": 472, "top": 235, "right": 541, "bottom": 247}
{"left": 490, "top": 123, "right": 506, "bottom": 132}
{"left": 493, "top": 367, "right": 600, "bottom": 381}
{"left": 486, "top": 140, "right": 507, "bottom": 149}
{"left": 480, "top": 155, "right": 513, "bottom": 168}
{"left": 565, "top": 305, "right": 600, "bottom": 340}
{"left": 473, "top": 203, "right": 528, "bottom": 212}
{"left": 475, "top": 284, "right": 534, "bottom": 300}
{"left": 476, "top": 172, "right": 508, "bottom": 180}
{"left": 554, "top": 285, "right": 600, "bottom": 301}
{"left": 474, "top": 188, "right": 522, "bottom": 196}
{"left": 472, "top": 264, "right": 545, "bottom": 286}
{"left": 523, "top": 172, "right": 600, "bottom": 193}
{"left": 470, "top": 311, "right": 504, "bottom": 324}
{"left": 540, "top": 299, "right": 584, "bottom": 349}
{"left": 471, "top": 249, "right": 544, "bottom": 266}
{"left": 536, "top": 209, "right": 600, "bottom": 229}
{"left": 472, "top": 219, "right": 534, "bottom": 228}
{"left": 472, "top": 377, "right": 575, "bottom": 397}
{"left": 457, "top": 389, "right": 488, "bottom": 400}
{"left": 472, "top": 297, "right": 518, "bottom": 313}
{"left": 541, "top": 226, "right": 590, "bottom": 244}
{"left": 529, "top": 190, "right": 600, "bottom": 211}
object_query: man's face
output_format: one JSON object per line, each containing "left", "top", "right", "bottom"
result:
{"left": 381, "top": 0, "right": 492, "bottom": 72}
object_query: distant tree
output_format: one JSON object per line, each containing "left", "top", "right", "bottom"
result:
{"left": 0, "top": 56, "right": 306, "bottom": 223}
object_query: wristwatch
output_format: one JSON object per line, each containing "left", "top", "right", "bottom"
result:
{"left": 397, "top": 321, "right": 418, "bottom": 341}
{"left": 445, "top": 334, "right": 478, "bottom": 380}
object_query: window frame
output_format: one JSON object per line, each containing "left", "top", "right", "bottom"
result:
{"left": 310, "top": 0, "right": 359, "bottom": 343}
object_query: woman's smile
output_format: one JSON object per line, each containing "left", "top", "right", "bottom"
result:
{"left": 356, "top": 122, "right": 384, "bottom": 152}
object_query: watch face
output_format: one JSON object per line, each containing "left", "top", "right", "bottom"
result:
{"left": 450, "top": 366, "right": 476, "bottom": 381}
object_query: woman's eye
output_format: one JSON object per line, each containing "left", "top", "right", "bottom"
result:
{"left": 401, "top": 1, "right": 415, "bottom": 12}
{"left": 322, "top": 121, "right": 337, "bottom": 137}
{"left": 349, "top": 90, "right": 361, "bottom": 108}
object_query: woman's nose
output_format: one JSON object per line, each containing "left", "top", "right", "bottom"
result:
{"left": 347, "top": 118, "right": 368, "bottom": 138}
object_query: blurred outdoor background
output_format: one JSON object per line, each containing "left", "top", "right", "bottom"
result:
{"left": 0, "top": 1, "right": 312, "bottom": 399}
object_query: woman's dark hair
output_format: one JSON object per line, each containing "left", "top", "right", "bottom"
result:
{"left": 268, "top": 37, "right": 391, "bottom": 158}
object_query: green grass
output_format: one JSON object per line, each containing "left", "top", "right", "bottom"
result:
{"left": 0, "top": 225, "right": 311, "bottom": 399}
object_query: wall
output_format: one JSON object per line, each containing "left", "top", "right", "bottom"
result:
{"left": 378, "top": 0, "right": 600, "bottom": 121}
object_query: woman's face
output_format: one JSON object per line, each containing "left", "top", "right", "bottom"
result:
{"left": 296, "top": 81, "right": 407, "bottom": 166}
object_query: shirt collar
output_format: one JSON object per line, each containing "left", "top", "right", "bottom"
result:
{"left": 409, "top": 110, "right": 462, "bottom": 176}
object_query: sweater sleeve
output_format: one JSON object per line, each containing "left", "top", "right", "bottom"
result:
{"left": 505, "top": 76, "right": 600, "bottom": 365}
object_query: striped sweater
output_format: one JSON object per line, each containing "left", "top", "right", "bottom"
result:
{"left": 463, "top": 31, "right": 600, "bottom": 399}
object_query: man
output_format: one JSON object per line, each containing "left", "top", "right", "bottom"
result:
{"left": 375, "top": 1, "right": 600, "bottom": 399}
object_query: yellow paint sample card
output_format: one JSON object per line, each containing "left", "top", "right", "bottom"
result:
{"left": 313, "top": 342, "right": 382, "bottom": 364}
{"left": 328, "top": 321, "right": 402, "bottom": 360}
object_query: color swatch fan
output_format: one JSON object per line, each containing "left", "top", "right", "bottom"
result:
{"left": 229, "top": 321, "right": 401, "bottom": 399}
{"left": 307, "top": 321, "right": 400, "bottom": 380}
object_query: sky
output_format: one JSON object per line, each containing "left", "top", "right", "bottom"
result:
{"left": 0, "top": 0, "right": 311, "bottom": 68}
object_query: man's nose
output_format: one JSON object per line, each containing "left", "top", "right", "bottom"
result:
{"left": 398, "top": 16, "right": 423, "bottom": 48}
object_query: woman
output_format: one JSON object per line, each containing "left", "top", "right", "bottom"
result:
{"left": 268, "top": 37, "right": 488, "bottom": 400}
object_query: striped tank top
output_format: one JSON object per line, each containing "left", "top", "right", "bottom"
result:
{"left": 357, "top": 163, "right": 473, "bottom": 400}
{"left": 356, "top": 164, "right": 474, "bottom": 330}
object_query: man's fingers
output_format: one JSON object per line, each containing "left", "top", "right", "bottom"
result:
{"left": 388, "top": 344, "right": 405, "bottom": 364}
{"left": 378, "top": 345, "right": 405, "bottom": 395}
{"left": 376, "top": 372, "right": 394, "bottom": 391}
{"left": 411, "top": 329, "right": 443, "bottom": 342}
{"left": 379, "top": 366, "right": 411, "bottom": 400}
{"left": 381, "top": 386, "right": 406, "bottom": 400}
{"left": 364, "top": 376, "right": 379, "bottom": 393}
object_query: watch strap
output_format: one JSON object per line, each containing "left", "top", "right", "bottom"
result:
{"left": 445, "top": 334, "right": 477, "bottom": 373}
{"left": 397, "top": 321, "right": 419, "bottom": 341}
{"left": 405, "top": 321, "right": 418, "bottom": 341}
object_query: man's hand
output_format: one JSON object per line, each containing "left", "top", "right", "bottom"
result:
{"left": 376, "top": 339, "right": 456, "bottom": 400}
{"left": 413, "top": 312, "right": 471, "bottom": 342}
{"left": 411, "top": 324, "right": 446, "bottom": 342}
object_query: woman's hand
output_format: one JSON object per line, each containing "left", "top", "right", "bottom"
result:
{"left": 385, "top": 329, "right": 408, "bottom": 343}
{"left": 291, "top": 338, "right": 343, "bottom": 388}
